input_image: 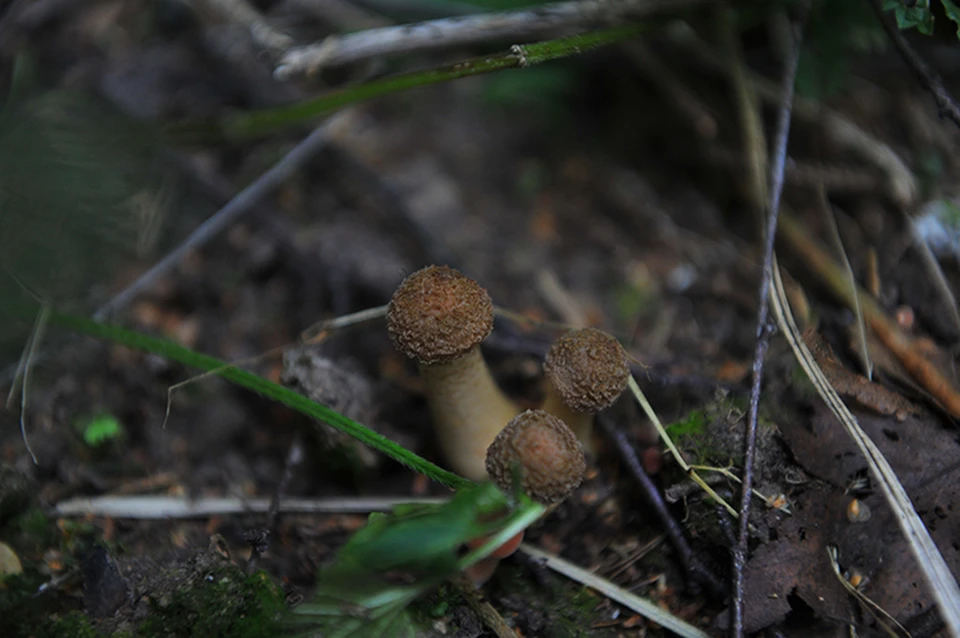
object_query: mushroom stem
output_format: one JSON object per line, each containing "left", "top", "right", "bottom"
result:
{"left": 387, "top": 265, "right": 521, "bottom": 481}
{"left": 541, "top": 385, "right": 596, "bottom": 456}
{"left": 421, "top": 347, "right": 520, "bottom": 481}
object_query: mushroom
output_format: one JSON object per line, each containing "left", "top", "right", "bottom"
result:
{"left": 387, "top": 265, "right": 520, "bottom": 481}
{"left": 485, "top": 409, "right": 586, "bottom": 505}
{"left": 467, "top": 410, "right": 585, "bottom": 586}
{"left": 541, "top": 328, "right": 630, "bottom": 456}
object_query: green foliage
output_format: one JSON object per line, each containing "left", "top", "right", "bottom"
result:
{"left": 288, "top": 483, "right": 545, "bottom": 637}
{"left": 76, "top": 413, "right": 124, "bottom": 447}
{"left": 885, "top": 0, "right": 935, "bottom": 34}
{"left": 797, "top": 0, "right": 960, "bottom": 98}
{"left": 944, "top": 0, "right": 960, "bottom": 35}
{"left": 882, "top": 0, "right": 960, "bottom": 36}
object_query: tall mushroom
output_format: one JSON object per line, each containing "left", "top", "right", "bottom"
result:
{"left": 542, "top": 328, "right": 630, "bottom": 456}
{"left": 387, "top": 265, "right": 520, "bottom": 481}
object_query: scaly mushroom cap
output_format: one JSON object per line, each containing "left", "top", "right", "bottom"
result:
{"left": 544, "top": 328, "right": 629, "bottom": 413}
{"left": 387, "top": 265, "right": 495, "bottom": 365}
{"left": 485, "top": 410, "right": 586, "bottom": 505}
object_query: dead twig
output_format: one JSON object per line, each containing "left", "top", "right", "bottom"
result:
{"left": 868, "top": 0, "right": 960, "bottom": 131}
{"left": 598, "top": 416, "right": 726, "bottom": 598}
{"left": 449, "top": 575, "right": 519, "bottom": 638}
{"left": 779, "top": 211, "right": 960, "bottom": 418}
{"left": 52, "top": 495, "right": 447, "bottom": 518}
{"left": 728, "top": 8, "right": 804, "bottom": 637}
{"left": 95, "top": 116, "right": 342, "bottom": 321}
{"left": 246, "top": 432, "right": 305, "bottom": 574}
{"left": 276, "top": 0, "right": 714, "bottom": 78}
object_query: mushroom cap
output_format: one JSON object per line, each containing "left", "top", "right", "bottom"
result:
{"left": 387, "top": 266, "right": 495, "bottom": 365}
{"left": 544, "top": 328, "right": 629, "bottom": 412}
{"left": 485, "top": 410, "right": 586, "bottom": 505}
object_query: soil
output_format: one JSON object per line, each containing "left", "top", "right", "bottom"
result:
{"left": 2, "top": 1, "right": 960, "bottom": 637}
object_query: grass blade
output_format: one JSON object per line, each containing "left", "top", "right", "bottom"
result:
{"left": 167, "top": 24, "right": 652, "bottom": 143}
{"left": 43, "top": 308, "right": 471, "bottom": 490}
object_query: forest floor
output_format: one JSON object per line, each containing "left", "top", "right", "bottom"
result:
{"left": 3, "top": 1, "right": 960, "bottom": 637}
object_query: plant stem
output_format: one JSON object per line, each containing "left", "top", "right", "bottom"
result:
{"left": 168, "top": 24, "right": 651, "bottom": 143}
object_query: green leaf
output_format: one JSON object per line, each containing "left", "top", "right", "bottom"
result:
{"left": 289, "top": 483, "right": 545, "bottom": 636}
{"left": 883, "top": 0, "right": 935, "bottom": 35}
{"left": 78, "top": 413, "right": 123, "bottom": 446}
{"left": 942, "top": 0, "right": 960, "bottom": 37}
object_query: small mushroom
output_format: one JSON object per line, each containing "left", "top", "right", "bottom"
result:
{"left": 485, "top": 409, "right": 586, "bottom": 505}
{"left": 542, "top": 328, "right": 630, "bottom": 455}
{"left": 387, "top": 265, "right": 520, "bottom": 481}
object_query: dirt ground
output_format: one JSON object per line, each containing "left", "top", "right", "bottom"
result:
{"left": 3, "top": 1, "right": 960, "bottom": 637}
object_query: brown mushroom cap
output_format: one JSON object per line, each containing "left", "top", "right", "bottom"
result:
{"left": 387, "top": 266, "right": 495, "bottom": 365}
{"left": 544, "top": 328, "right": 629, "bottom": 412}
{"left": 485, "top": 410, "right": 586, "bottom": 505}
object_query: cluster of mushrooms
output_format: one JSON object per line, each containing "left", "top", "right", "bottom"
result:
{"left": 387, "top": 265, "right": 631, "bottom": 582}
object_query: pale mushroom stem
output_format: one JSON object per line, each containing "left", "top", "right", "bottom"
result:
{"left": 420, "top": 347, "right": 520, "bottom": 481}
{"left": 541, "top": 384, "right": 595, "bottom": 456}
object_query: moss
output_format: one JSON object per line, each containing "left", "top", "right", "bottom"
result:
{"left": 664, "top": 410, "right": 707, "bottom": 438}
{"left": 138, "top": 566, "right": 285, "bottom": 638}
{"left": 9, "top": 507, "right": 58, "bottom": 555}
{"left": 0, "top": 571, "right": 91, "bottom": 638}
{"left": 490, "top": 563, "right": 614, "bottom": 637}
{"left": 38, "top": 611, "right": 102, "bottom": 638}
{"left": 664, "top": 408, "right": 728, "bottom": 469}
{"left": 414, "top": 582, "right": 460, "bottom": 620}
{"left": 789, "top": 362, "right": 818, "bottom": 400}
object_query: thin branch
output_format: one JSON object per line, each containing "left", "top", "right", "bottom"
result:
{"left": 730, "top": 10, "right": 804, "bottom": 638}
{"left": 95, "top": 116, "right": 341, "bottom": 320}
{"left": 598, "top": 416, "right": 726, "bottom": 598}
{"left": 52, "top": 495, "right": 448, "bottom": 518}
{"left": 869, "top": 0, "right": 960, "bottom": 130}
{"left": 275, "top": 0, "right": 714, "bottom": 78}
{"left": 246, "top": 431, "right": 306, "bottom": 573}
